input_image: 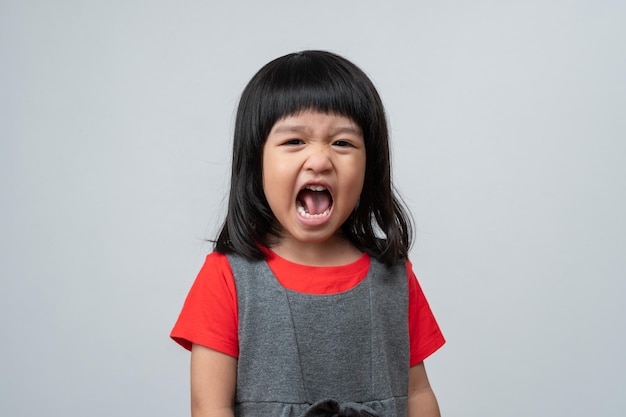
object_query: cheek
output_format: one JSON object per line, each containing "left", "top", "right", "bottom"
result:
{"left": 262, "top": 161, "right": 291, "bottom": 209}
{"left": 352, "top": 157, "right": 367, "bottom": 193}
{"left": 263, "top": 162, "right": 287, "bottom": 191}
{"left": 353, "top": 175, "right": 366, "bottom": 201}
{"left": 261, "top": 148, "right": 276, "bottom": 193}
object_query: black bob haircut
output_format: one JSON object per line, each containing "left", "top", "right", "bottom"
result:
{"left": 215, "top": 50, "right": 413, "bottom": 266}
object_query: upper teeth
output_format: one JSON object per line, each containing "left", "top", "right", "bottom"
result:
{"left": 306, "top": 185, "right": 327, "bottom": 191}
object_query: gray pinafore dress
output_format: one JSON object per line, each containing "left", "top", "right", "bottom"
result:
{"left": 227, "top": 254, "right": 409, "bottom": 417}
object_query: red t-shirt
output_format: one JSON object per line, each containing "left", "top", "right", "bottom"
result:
{"left": 171, "top": 250, "right": 444, "bottom": 367}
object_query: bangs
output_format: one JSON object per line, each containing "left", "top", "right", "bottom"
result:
{"left": 247, "top": 51, "right": 379, "bottom": 139}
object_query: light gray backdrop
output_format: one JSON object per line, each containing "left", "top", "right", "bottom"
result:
{"left": 1, "top": 1, "right": 624, "bottom": 416}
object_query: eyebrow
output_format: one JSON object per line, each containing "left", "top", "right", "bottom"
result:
{"left": 272, "top": 125, "right": 362, "bottom": 136}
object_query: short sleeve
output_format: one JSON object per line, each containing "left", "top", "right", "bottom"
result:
{"left": 407, "top": 260, "right": 445, "bottom": 366}
{"left": 170, "top": 252, "right": 239, "bottom": 357}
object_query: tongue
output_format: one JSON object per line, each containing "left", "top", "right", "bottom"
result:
{"left": 299, "top": 190, "right": 331, "bottom": 215}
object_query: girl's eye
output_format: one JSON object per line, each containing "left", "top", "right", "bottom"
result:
{"left": 283, "top": 139, "right": 304, "bottom": 146}
{"left": 333, "top": 140, "right": 353, "bottom": 147}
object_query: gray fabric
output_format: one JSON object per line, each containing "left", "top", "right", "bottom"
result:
{"left": 228, "top": 254, "right": 409, "bottom": 417}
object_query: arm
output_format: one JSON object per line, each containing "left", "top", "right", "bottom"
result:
{"left": 407, "top": 362, "right": 441, "bottom": 417}
{"left": 190, "top": 344, "right": 237, "bottom": 417}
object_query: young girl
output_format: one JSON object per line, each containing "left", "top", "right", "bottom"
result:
{"left": 171, "top": 50, "right": 445, "bottom": 417}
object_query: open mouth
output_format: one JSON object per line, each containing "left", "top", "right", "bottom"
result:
{"left": 296, "top": 185, "right": 333, "bottom": 219}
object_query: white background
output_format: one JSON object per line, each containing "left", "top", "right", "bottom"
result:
{"left": 2, "top": 1, "right": 624, "bottom": 416}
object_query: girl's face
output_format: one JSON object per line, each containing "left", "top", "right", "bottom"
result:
{"left": 262, "top": 111, "right": 366, "bottom": 256}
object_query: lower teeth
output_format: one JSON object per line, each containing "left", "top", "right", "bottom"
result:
{"left": 297, "top": 205, "right": 331, "bottom": 219}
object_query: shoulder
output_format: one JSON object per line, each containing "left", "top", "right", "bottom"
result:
{"left": 190, "top": 250, "right": 230, "bottom": 273}
{"left": 197, "top": 251, "right": 233, "bottom": 275}
{"left": 205, "top": 250, "right": 230, "bottom": 265}
{"left": 170, "top": 252, "right": 241, "bottom": 355}
{"left": 191, "top": 251, "right": 237, "bottom": 294}
{"left": 202, "top": 250, "right": 262, "bottom": 276}
{"left": 361, "top": 237, "right": 410, "bottom": 268}
{"left": 369, "top": 251, "right": 410, "bottom": 276}
{"left": 404, "top": 259, "right": 428, "bottom": 294}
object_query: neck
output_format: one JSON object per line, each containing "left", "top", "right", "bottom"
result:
{"left": 269, "top": 235, "right": 362, "bottom": 266}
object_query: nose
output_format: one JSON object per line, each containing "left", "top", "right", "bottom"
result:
{"left": 303, "top": 146, "right": 333, "bottom": 173}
